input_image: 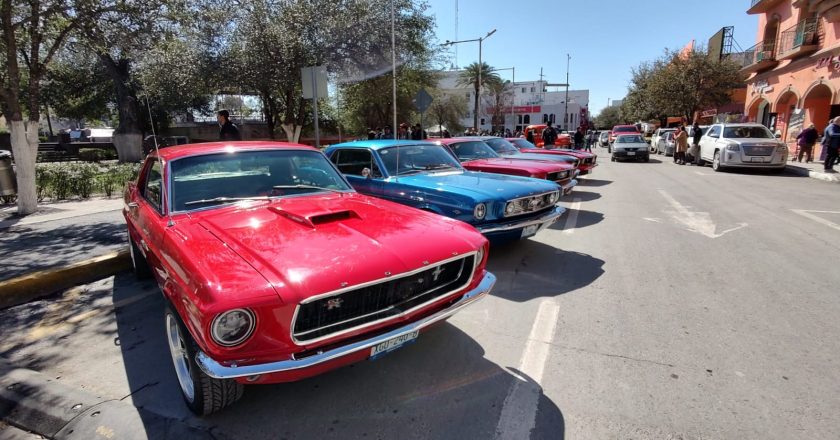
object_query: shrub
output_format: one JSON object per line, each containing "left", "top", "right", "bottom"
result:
{"left": 79, "top": 148, "right": 118, "bottom": 162}
{"left": 35, "top": 162, "right": 142, "bottom": 201}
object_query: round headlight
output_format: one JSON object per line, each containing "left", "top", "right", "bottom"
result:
{"left": 473, "top": 203, "right": 487, "bottom": 220}
{"left": 474, "top": 246, "right": 485, "bottom": 269}
{"left": 211, "top": 309, "right": 255, "bottom": 347}
{"left": 549, "top": 191, "right": 559, "bottom": 204}
{"left": 505, "top": 202, "right": 516, "bottom": 216}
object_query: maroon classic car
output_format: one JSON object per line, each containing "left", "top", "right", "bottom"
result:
{"left": 437, "top": 138, "right": 578, "bottom": 195}
{"left": 124, "top": 141, "right": 496, "bottom": 414}
{"left": 507, "top": 138, "right": 599, "bottom": 176}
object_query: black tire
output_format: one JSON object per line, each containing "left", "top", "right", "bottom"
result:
{"left": 611, "top": 156, "right": 616, "bottom": 162}
{"left": 165, "top": 304, "right": 244, "bottom": 416}
{"left": 712, "top": 151, "right": 724, "bottom": 172}
{"left": 128, "top": 231, "right": 153, "bottom": 279}
{"left": 643, "top": 156, "right": 650, "bottom": 163}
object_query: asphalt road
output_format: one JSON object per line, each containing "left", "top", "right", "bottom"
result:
{"left": 1, "top": 150, "right": 839, "bottom": 439}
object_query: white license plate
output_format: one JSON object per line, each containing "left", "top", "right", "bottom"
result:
{"left": 521, "top": 224, "right": 540, "bottom": 238}
{"left": 627, "top": 151, "right": 636, "bottom": 156}
{"left": 370, "top": 330, "right": 419, "bottom": 359}
{"left": 750, "top": 157, "right": 764, "bottom": 162}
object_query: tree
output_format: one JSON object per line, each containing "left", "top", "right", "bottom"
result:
{"left": 42, "top": 48, "right": 115, "bottom": 125}
{"left": 484, "top": 80, "right": 513, "bottom": 131}
{"left": 620, "top": 62, "right": 666, "bottom": 123}
{"left": 594, "top": 106, "right": 624, "bottom": 129}
{"left": 428, "top": 91, "right": 468, "bottom": 134}
{"left": 457, "top": 62, "right": 500, "bottom": 130}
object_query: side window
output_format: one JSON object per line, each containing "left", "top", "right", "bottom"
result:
{"left": 142, "top": 161, "right": 163, "bottom": 212}
{"left": 706, "top": 126, "right": 721, "bottom": 138}
{"left": 333, "top": 149, "right": 382, "bottom": 178}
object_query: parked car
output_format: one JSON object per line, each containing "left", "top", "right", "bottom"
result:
{"left": 522, "top": 124, "right": 572, "bottom": 148}
{"left": 496, "top": 137, "right": 583, "bottom": 170}
{"left": 608, "top": 125, "right": 640, "bottom": 146}
{"left": 325, "top": 140, "right": 565, "bottom": 242}
{"left": 509, "top": 139, "right": 599, "bottom": 176}
{"left": 123, "top": 141, "right": 496, "bottom": 415}
{"left": 650, "top": 128, "right": 676, "bottom": 154}
{"left": 698, "top": 123, "right": 787, "bottom": 172}
{"left": 598, "top": 131, "right": 610, "bottom": 147}
{"left": 610, "top": 134, "right": 650, "bottom": 162}
{"left": 438, "top": 137, "right": 577, "bottom": 196}
{"left": 655, "top": 131, "right": 676, "bottom": 156}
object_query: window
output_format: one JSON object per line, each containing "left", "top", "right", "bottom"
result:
{"left": 543, "top": 114, "right": 548, "bottom": 123}
{"left": 530, "top": 87, "right": 535, "bottom": 92}
{"left": 706, "top": 126, "right": 722, "bottom": 138}
{"left": 142, "top": 161, "right": 163, "bottom": 213}
{"left": 333, "top": 149, "right": 381, "bottom": 177}
{"left": 480, "top": 118, "right": 486, "bottom": 125}
{"left": 521, "top": 87, "right": 526, "bottom": 93}
{"left": 550, "top": 114, "right": 555, "bottom": 123}
{"left": 523, "top": 115, "right": 530, "bottom": 124}
{"left": 517, "top": 115, "right": 523, "bottom": 124}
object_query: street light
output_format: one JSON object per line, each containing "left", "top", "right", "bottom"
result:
{"left": 496, "top": 67, "right": 515, "bottom": 132}
{"left": 444, "top": 28, "right": 497, "bottom": 130}
{"left": 563, "top": 53, "right": 570, "bottom": 131}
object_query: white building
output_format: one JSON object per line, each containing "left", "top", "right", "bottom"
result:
{"left": 437, "top": 70, "right": 590, "bottom": 133}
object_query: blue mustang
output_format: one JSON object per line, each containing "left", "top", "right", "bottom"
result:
{"left": 325, "top": 140, "right": 565, "bottom": 241}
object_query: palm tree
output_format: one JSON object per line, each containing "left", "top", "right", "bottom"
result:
{"left": 458, "top": 62, "right": 501, "bottom": 130}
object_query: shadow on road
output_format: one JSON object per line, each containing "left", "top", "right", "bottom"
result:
{"left": 576, "top": 178, "right": 611, "bottom": 187}
{"left": 486, "top": 239, "right": 605, "bottom": 303}
{"left": 549, "top": 209, "right": 604, "bottom": 232}
{"left": 567, "top": 190, "right": 601, "bottom": 202}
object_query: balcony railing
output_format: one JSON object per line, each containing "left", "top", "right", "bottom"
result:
{"left": 735, "top": 40, "right": 777, "bottom": 72}
{"left": 777, "top": 17, "right": 820, "bottom": 59}
{"left": 748, "top": 0, "right": 785, "bottom": 14}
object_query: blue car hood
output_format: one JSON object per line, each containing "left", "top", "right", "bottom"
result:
{"left": 392, "top": 171, "right": 558, "bottom": 202}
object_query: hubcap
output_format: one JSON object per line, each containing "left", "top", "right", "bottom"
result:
{"left": 166, "top": 313, "right": 195, "bottom": 402}
{"left": 714, "top": 154, "right": 720, "bottom": 169}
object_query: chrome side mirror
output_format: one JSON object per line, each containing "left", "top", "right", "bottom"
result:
{"left": 361, "top": 167, "right": 372, "bottom": 179}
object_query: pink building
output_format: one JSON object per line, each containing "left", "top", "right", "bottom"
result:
{"left": 742, "top": 0, "right": 840, "bottom": 157}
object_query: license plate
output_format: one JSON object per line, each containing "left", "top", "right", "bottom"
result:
{"left": 370, "top": 330, "right": 419, "bottom": 359}
{"left": 627, "top": 151, "right": 636, "bottom": 156}
{"left": 521, "top": 224, "right": 540, "bottom": 238}
{"left": 750, "top": 157, "right": 764, "bottom": 162}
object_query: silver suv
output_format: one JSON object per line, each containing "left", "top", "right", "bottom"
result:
{"left": 698, "top": 123, "right": 787, "bottom": 172}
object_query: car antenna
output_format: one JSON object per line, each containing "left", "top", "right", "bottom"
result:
{"left": 141, "top": 79, "right": 176, "bottom": 228}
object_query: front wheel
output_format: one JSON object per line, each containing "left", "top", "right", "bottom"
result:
{"left": 165, "top": 305, "right": 244, "bottom": 416}
{"left": 712, "top": 151, "right": 724, "bottom": 172}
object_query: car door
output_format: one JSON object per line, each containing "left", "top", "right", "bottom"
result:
{"left": 126, "top": 160, "right": 166, "bottom": 273}
{"left": 328, "top": 148, "right": 383, "bottom": 196}
{"left": 700, "top": 125, "right": 721, "bottom": 161}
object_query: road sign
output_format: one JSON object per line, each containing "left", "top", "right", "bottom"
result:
{"left": 301, "top": 66, "right": 328, "bottom": 99}
{"left": 413, "top": 88, "right": 433, "bottom": 113}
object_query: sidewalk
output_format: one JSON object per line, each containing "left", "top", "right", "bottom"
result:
{"left": 785, "top": 159, "right": 840, "bottom": 183}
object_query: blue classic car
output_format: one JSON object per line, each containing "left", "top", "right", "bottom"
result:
{"left": 325, "top": 140, "right": 565, "bottom": 241}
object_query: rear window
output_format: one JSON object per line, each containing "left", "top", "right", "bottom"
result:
{"left": 614, "top": 126, "right": 637, "bottom": 133}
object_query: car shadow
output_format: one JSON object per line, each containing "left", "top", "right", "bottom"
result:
{"left": 548, "top": 209, "right": 604, "bottom": 232}
{"left": 110, "top": 273, "right": 567, "bottom": 439}
{"left": 486, "top": 239, "right": 605, "bottom": 303}
{"left": 576, "top": 178, "right": 611, "bottom": 187}
{"left": 566, "top": 190, "right": 600, "bottom": 202}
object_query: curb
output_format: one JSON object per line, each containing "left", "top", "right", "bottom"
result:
{"left": 786, "top": 164, "right": 840, "bottom": 183}
{"left": 0, "top": 250, "right": 131, "bottom": 310}
{"left": 0, "top": 360, "right": 229, "bottom": 440}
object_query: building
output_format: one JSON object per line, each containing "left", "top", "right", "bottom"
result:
{"left": 437, "top": 70, "right": 590, "bottom": 133}
{"left": 741, "top": 0, "right": 840, "bottom": 157}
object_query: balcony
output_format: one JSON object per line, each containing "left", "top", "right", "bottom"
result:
{"left": 736, "top": 40, "right": 779, "bottom": 73}
{"left": 748, "top": 0, "right": 786, "bottom": 14}
{"left": 777, "top": 18, "right": 820, "bottom": 60}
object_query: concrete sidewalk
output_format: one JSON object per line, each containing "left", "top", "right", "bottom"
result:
{"left": 786, "top": 159, "right": 840, "bottom": 183}
{"left": 0, "top": 198, "right": 124, "bottom": 229}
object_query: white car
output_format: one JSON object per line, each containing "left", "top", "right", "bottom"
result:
{"left": 610, "top": 134, "right": 650, "bottom": 162}
{"left": 651, "top": 128, "right": 675, "bottom": 154}
{"left": 598, "top": 131, "right": 609, "bottom": 147}
{"left": 698, "top": 123, "right": 787, "bottom": 172}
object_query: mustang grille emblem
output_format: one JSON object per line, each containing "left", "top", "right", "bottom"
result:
{"left": 324, "top": 298, "right": 344, "bottom": 310}
{"left": 432, "top": 265, "right": 444, "bottom": 282}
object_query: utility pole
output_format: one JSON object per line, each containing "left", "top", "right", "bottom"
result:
{"left": 444, "top": 28, "right": 496, "bottom": 131}
{"left": 564, "top": 54, "right": 570, "bottom": 131}
{"left": 391, "top": 0, "right": 397, "bottom": 139}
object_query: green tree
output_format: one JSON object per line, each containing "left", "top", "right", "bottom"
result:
{"left": 620, "top": 62, "right": 667, "bottom": 123}
{"left": 457, "top": 62, "right": 500, "bottom": 130}
{"left": 594, "top": 106, "right": 624, "bottom": 129}
{"left": 428, "top": 91, "right": 468, "bottom": 134}
{"left": 484, "top": 80, "right": 513, "bottom": 130}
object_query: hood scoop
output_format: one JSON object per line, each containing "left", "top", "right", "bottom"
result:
{"left": 269, "top": 206, "right": 359, "bottom": 228}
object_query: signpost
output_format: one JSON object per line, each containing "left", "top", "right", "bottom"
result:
{"left": 301, "top": 66, "right": 328, "bottom": 147}
{"left": 413, "top": 88, "right": 433, "bottom": 137}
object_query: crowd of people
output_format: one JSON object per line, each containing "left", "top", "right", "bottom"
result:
{"left": 795, "top": 117, "right": 840, "bottom": 172}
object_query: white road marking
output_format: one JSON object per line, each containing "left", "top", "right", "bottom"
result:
{"left": 561, "top": 199, "right": 581, "bottom": 235}
{"left": 643, "top": 217, "right": 662, "bottom": 223}
{"left": 657, "top": 189, "right": 748, "bottom": 238}
{"left": 495, "top": 300, "right": 560, "bottom": 440}
{"left": 694, "top": 171, "right": 712, "bottom": 176}
{"left": 791, "top": 209, "right": 840, "bottom": 232}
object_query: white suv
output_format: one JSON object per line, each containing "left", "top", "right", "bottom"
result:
{"left": 698, "top": 123, "right": 787, "bottom": 172}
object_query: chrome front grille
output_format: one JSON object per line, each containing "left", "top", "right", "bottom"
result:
{"left": 504, "top": 191, "right": 558, "bottom": 217}
{"left": 292, "top": 255, "right": 475, "bottom": 343}
{"left": 742, "top": 144, "right": 775, "bottom": 156}
{"left": 547, "top": 171, "right": 567, "bottom": 182}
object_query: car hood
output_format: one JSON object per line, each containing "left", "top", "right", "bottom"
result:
{"left": 462, "top": 158, "right": 569, "bottom": 174}
{"left": 192, "top": 193, "right": 484, "bottom": 305}
{"left": 500, "top": 152, "right": 577, "bottom": 165}
{"left": 393, "top": 171, "right": 559, "bottom": 202}
{"left": 730, "top": 138, "right": 781, "bottom": 145}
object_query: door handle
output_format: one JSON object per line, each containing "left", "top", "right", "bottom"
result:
{"left": 127, "top": 202, "right": 139, "bottom": 209}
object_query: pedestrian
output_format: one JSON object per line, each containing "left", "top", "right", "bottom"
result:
{"left": 574, "top": 127, "right": 584, "bottom": 150}
{"left": 381, "top": 126, "right": 394, "bottom": 140}
{"left": 367, "top": 128, "right": 377, "bottom": 140}
{"left": 411, "top": 124, "right": 426, "bottom": 140}
{"left": 526, "top": 129, "right": 535, "bottom": 144}
{"left": 674, "top": 125, "right": 689, "bottom": 165}
{"left": 824, "top": 116, "right": 840, "bottom": 172}
{"left": 442, "top": 129, "right": 451, "bottom": 138}
{"left": 796, "top": 123, "right": 818, "bottom": 163}
{"left": 542, "top": 122, "right": 557, "bottom": 149}
{"left": 688, "top": 122, "right": 702, "bottom": 165}
{"left": 585, "top": 130, "right": 595, "bottom": 152}
{"left": 217, "top": 110, "right": 241, "bottom": 141}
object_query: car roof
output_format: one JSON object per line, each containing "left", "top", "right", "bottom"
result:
{"left": 153, "top": 141, "right": 318, "bottom": 161}
{"left": 328, "top": 140, "right": 438, "bottom": 150}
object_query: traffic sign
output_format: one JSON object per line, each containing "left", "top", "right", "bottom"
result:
{"left": 413, "top": 88, "right": 433, "bottom": 113}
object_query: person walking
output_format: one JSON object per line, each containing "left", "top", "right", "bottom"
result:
{"left": 381, "top": 126, "right": 394, "bottom": 140}
{"left": 674, "top": 125, "right": 689, "bottom": 165}
{"left": 824, "top": 117, "right": 840, "bottom": 171}
{"left": 796, "top": 123, "right": 819, "bottom": 163}
{"left": 542, "top": 122, "right": 557, "bottom": 149}
{"left": 217, "top": 110, "right": 241, "bottom": 141}
{"left": 526, "top": 129, "right": 535, "bottom": 144}
{"left": 688, "top": 122, "right": 702, "bottom": 165}
{"left": 585, "top": 130, "right": 595, "bottom": 152}
{"left": 574, "top": 127, "right": 584, "bottom": 150}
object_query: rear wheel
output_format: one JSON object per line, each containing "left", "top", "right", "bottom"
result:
{"left": 128, "top": 231, "right": 152, "bottom": 279}
{"left": 165, "top": 305, "right": 244, "bottom": 416}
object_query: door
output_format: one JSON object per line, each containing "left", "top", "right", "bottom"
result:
{"left": 126, "top": 160, "right": 166, "bottom": 273}
{"left": 329, "top": 149, "right": 383, "bottom": 195}
{"left": 700, "top": 125, "right": 722, "bottom": 160}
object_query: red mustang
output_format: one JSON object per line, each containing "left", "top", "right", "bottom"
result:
{"left": 124, "top": 142, "right": 496, "bottom": 415}
{"left": 437, "top": 137, "right": 577, "bottom": 195}
{"left": 507, "top": 138, "right": 599, "bottom": 176}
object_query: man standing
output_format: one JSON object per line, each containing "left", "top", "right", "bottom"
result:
{"left": 217, "top": 110, "right": 241, "bottom": 141}
{"left": 796, "top": 123, "right": 818, "bottom": 163}
{"left": 824, "top": 117, "right": 840, "bottom": 172}
{"left": 690, "top": 122, "right": 702, "bottom": 165}
{"left": 674, "top": 125, "right": 688, "bottom": 165}
{"left": 574, "top": 128, "right": 584, "bottom": 150}
{"left": 542, "top": 122, "right": 557, "bottom": 149}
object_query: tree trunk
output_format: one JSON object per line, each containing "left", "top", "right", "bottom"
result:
{"left": 473, "top": 83, "right": 480, "bottom": 130}
{"left": 101, "top": 56, "right": 143, "bottom": 162}
{"left": 9, "top": 119, "right": 40, "bottom": 215}
{"left": 261, "top": 91, "right": 276, "bottom": 139}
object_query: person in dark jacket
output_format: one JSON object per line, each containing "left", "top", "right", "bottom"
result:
{"left": 689, "top": 122, "right": 703, "bottom": 164}
{"left": 217, "top": 110, "right": 241, "bottom": 141}
{"left": 573, "top": 128, "right": 584, "bottom": 150}
{"left": 410, "top": 124, "right": 426, "bottom": 140}
{"left": 824, "top": 117, "right": 840, "bottom": 171}
{"left": 796, "top": 123, "right": 818, "bottom": 163}
{"left": 542, "top": 123, "right": 557, "bottom": 148}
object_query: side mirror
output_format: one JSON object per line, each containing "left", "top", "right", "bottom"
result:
{"left": 361, "top": 167, "right": 372, "bottom": 179}
{"left": 775, "top": 132, "right": 782, "bottom": 139}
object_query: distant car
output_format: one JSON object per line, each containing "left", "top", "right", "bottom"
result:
{"left": 611, "top": 134, "right": 650, "bottom": 162}
{"left": 499, "top": 137, "right": 582, "bottom": 170}
{"left": 698, "top": 123, "right": 787, "bottom": 172}
{"left": 522, "top": 124, "right": 572, "bottom": 148}
{"left": 608, "top": 125, "right": 640, "bottom": 146}
{"left": 438, "top": 138, "right": 577, "bottom": 196}
{"left": 598, "top": 131, "right": 609, "bottom": 147}
{"left": 88, "top": 128, "right": 115, "bottom": 143}
{"left": 326, "top": 140, "right": 565, "bottom": 242}
{"left": 651, "top": 128, "right": 675, "bottom": 154}
{"left": 656, "top": 131, "right": 676, "bottom": 156}
{"left": 511, "top": 140, "right": 599, "bottom": 176}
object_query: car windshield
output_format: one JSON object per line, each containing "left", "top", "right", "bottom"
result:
{"left": 617, "top": 135, "right": 644, "bottom": 143}
{"left": 170, "top": 149, "right": 351, "bottom": 211}
{"left": 723, "top": 126, "right": 773, "bottom": 139}
{"left": 483, "top": 138, "right": 520, "bottom": 155}
{"left": 378, "top": 144, "right": 463, "bottom": 176}
{"left": 614, "top": 126, "right": 637, "bottom": 133}
{"left": 510, "top": 138, "right": 537, "bottom": 150}
{"left": 449, "top": 141, "right": 501, "bottom": 161}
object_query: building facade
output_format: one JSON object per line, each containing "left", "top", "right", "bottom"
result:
{"left": 742, "top": 0, "right": 840, "bottom": 157}
{"left": 437, "top": 70, "right": 590, "bottom": 133}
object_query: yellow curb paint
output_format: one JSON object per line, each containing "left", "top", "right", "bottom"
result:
{"left": 0, "top": 250, "right": 131, "bottom": 309}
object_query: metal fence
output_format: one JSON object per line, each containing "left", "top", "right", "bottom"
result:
{"left": 777, "top": 17, "right": 820, "bottom": 58}
{"left": 733, "top": 40, "right": 776, "bottom": 69}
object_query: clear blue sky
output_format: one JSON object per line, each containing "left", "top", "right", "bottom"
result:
{"left": 424, "top": 0, "right": 759, "bottom": 116}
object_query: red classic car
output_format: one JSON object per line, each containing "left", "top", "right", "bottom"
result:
{"left": 437, "top": 138, "right": 577, "bottom": 195}
{"left": 124, "top": 141, "right": 496, "bottom": 415}
{"left": 523, "top": 124, "right": 572, "bottom": 148}
{"left": 506, "top": 138, "right": 599, "bottom": 176}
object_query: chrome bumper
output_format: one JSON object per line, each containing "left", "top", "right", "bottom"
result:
{"left": 560, "top": 179, "right": 577, "bottom": 195}
{"left": 477, "top": 205, "right": 565, "bottom": 234}
{"left": 195, "top": 272, "right": 497, "bottom": 379}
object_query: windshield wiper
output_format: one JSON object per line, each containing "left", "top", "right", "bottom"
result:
{"left": 184, "top": 196, "right": 270, "bottom": 206}
{"left": 272, "top": 184, "right": 344, "bottom": 193}
{"left": 424, "top": 163, "right": 457, "bottom": 170}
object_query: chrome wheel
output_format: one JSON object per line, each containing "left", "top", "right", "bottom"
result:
{"left": 166, "top": 312, "right": 195, "bottom": 402}
{"left": 712, "top": 151, "right": 722, "bottom": 172}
